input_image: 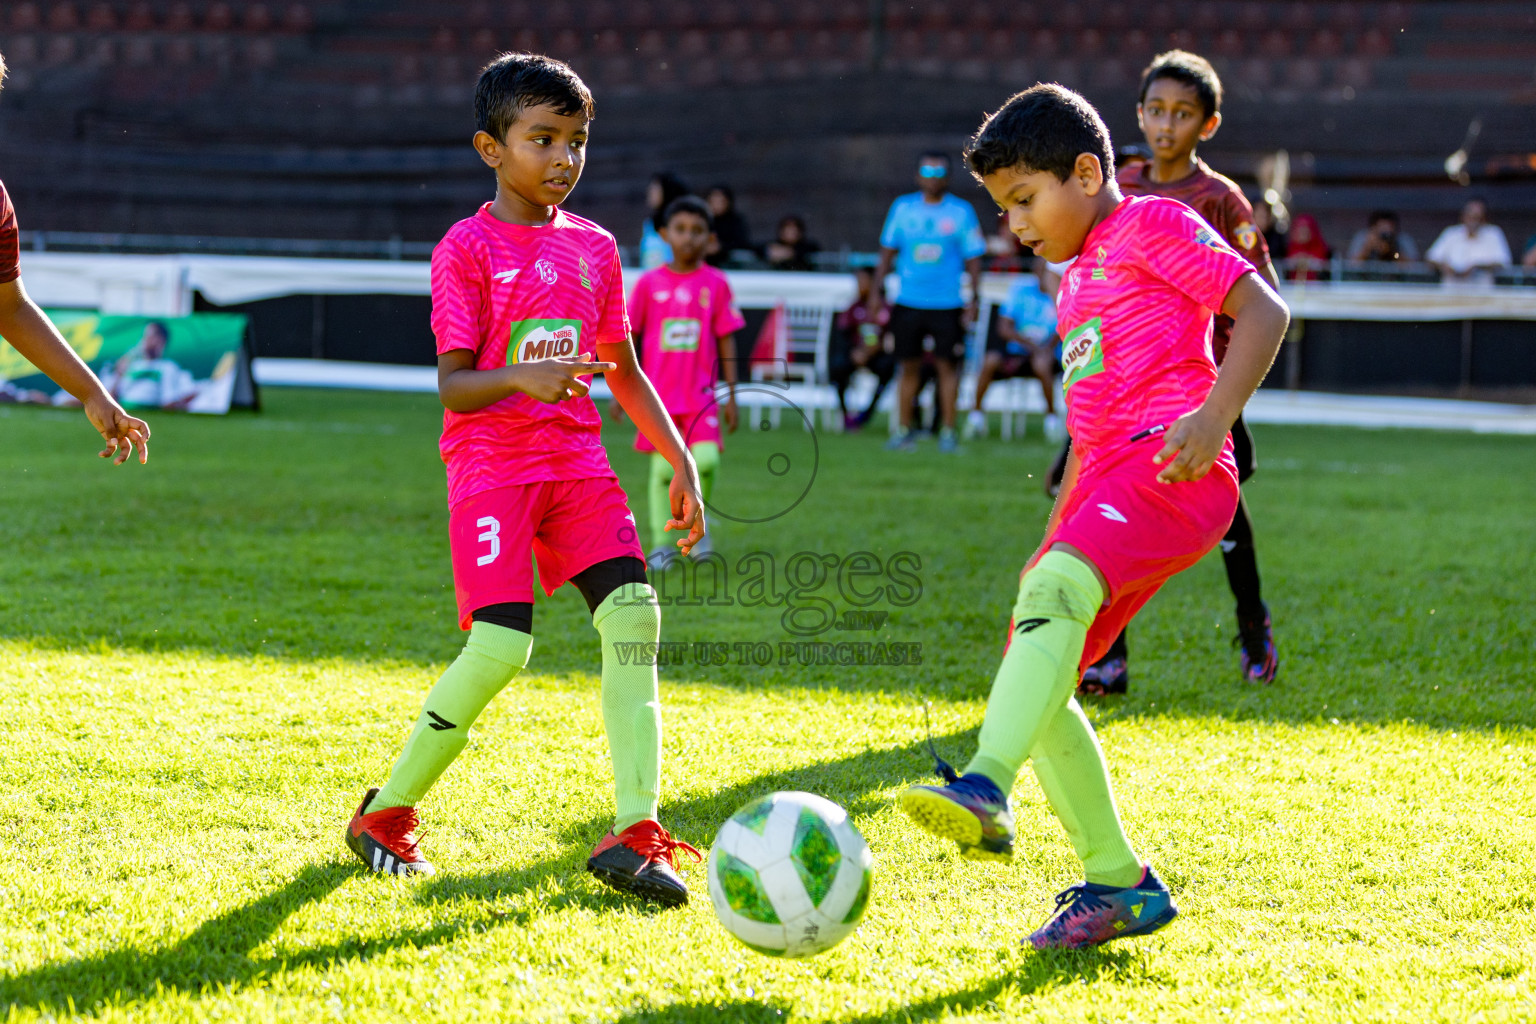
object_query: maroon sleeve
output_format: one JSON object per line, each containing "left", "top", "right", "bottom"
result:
{"left": 1219, "top": 186, "right": 1271, "bottom": 271}
{"left": 0, "top": 180, "right": 20, "bottom": 284}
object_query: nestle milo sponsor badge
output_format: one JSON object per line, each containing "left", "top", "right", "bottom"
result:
{"left": 1060, "top": 317, "right": 1105, "bottom": 392}
{"left": 508, "top": 319, "right": 582, "bottom": 363}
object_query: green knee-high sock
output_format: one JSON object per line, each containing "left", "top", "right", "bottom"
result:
{"left": 648, "top": 453, "right": 671, "bottom": 551}
{"left": 691, "top": 441, "right": 720, "bottom": 509}
{"left": 964, "top": 550, "right": 1103, "bottom": 790}
{"left": 1030, "top": 697, "right": 1142, "bottom": 886}
{"left": 594, "top": 582, "right": 663, "bottom": 832}
{"left": 374, "top": 621, "right": 532, "bottom": 810}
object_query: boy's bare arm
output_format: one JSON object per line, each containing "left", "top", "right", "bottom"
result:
{"left": 718, "top": 332, "right": 739, "bottom": 433}
{"left": 0, "top": 278, "right": 150, "bottom": 464}
{"left": 597, "top": 337, "right": 705, "bottom": 552}
{"left": 437, "top": 348, "right": 615, "bottom": 412}
{"left": 1153, "top": 273, "right": 1289, "bottom": 483}
{"left": 868, "top": 247, "right": 898, "bottom": 314}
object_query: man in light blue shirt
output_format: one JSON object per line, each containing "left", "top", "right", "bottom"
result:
{"left": 870, "top": 152, "right": 986, "bottom": 452}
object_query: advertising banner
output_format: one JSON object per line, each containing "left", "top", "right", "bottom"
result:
{"left": 0, "top": 310, "right": 255, "bottom": 414}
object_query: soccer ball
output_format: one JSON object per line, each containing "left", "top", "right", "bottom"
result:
{"left": 706, "top": 791, "right": 873, "bottom": 958}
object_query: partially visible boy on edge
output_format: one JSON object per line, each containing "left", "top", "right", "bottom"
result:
{"left": 0, "top": 51, "right": 151, "bottom": 465}
{"left": 1079, "top": 49, "right": 1283, "bottom": 694}
{"left": 345, "top": 54, "right": 706, "bottom": 906}
{"left": 900, "top": 84, "right": 1288, "bottom": 949}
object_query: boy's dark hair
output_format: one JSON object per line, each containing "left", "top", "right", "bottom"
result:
{"left": 1368, "top": 209, "right": 1399, "bottom": 227}
{"left": 663, "top": 195, "right": 713, "bottom": 230}
{"left": 966, "top": 84, "right": 1115, "bottom": 183}
{"left": 918, "top": 150, "right": 952, "bottom": 171}
{"left": 475, "top": 53, "right": 593, "bottom": 143}
{"left": 1138, "top": 50, "right": 1222, "bottom": 120}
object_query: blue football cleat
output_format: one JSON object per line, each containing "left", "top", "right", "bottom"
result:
{"left": 899, "top": 761, "right": 1016, "bottom": 861}
{"left": 1027, "top": 865, "right": 1178, "bottom": 949}
{"left": 1236, "top": 603, "right": 1278, "bottom": 684}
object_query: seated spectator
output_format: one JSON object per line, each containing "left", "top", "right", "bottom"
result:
{"left": 1426, "top": 198, "right": 1511, "bottom": 283}
{"left": 1347, "top": 209, "right": 1420, "bottom": 263}
{"left": 1283, "top": 213, "right": 1330, "bottom": 281}
{"left": 967, "top": 255, "right": 1063, "bottom": 441}
{"left": 829, "top": 266, "right": 896, "bottom": 430}
{"left": 704, "top": 184, "right": 753, "bottom": 266}
{"left": 764, "top": 214, "right": 820, "bottom": 271}
{"left": 1520, "top": 233, "right": 1536, "bottom": 270}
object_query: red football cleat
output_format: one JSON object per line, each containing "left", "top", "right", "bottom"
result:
{"left": 345, "top": 787, "right": 436, "bottom": 877}
{"left": 586, "top": 819, "right": 701, "bottom": 907}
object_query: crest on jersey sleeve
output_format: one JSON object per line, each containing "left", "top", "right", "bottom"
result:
{"left": 1234, "top": 222, "right": 1259, "bottom": 251}
{"left": 1183, "top": 210, "right": 1238, "bottom": 255}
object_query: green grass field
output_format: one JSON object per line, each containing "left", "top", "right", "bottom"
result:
{"left": 1, "top": 389, "right": 1532, "bottom": 1023}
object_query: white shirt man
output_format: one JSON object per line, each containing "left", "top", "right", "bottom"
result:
{"left": 1426, "top": 199, "right": 1511, "bottom": 283}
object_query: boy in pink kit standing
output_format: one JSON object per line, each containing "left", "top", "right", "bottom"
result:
{"left": 346, "top": 55, "right": 708, "bottom": 907}
{"left": 900, "top": 85, "right": 1289, "bottom": 948}
{"left": 628, "top": 195, "right": 744, "bottom": 568}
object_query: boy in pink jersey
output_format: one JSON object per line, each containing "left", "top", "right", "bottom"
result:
{"left": 346, "top": 55, "right": 708, "bottom": 907}
{"left": 628, "top": 195, "right": 744, "bottom": 568}
{"left": 900, "top": 85, "right": 1289, "bottom": 949}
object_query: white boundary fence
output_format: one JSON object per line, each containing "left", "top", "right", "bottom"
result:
{"left": 19, "top": 251, "right": 1536, "bottom": 435}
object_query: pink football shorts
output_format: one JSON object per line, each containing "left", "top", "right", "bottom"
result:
{"left": 1032, "top": 436, "right": 1240, "bottom": 672}
{"left": 634, "top": 409, "right": 724, "bottom": 453}
{"left": 447, "top": 476, "right": 644, "bottom": 629}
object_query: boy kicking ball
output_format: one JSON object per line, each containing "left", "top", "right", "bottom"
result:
{"left": 346, "top": 54, "right": 705, "bottom": 906}
{"left": 900, "top": 85, "right": 1288, "bottom": 948}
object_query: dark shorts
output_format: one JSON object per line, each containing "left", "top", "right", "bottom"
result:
{"left": 986, "top": 343, "right": 1061, "bottom": 380}
{"left": 890, "top": 305, "right": 966, "bottom": 363}
{"left": 1232, "top": 412, "right": 1256, "bottom": 484}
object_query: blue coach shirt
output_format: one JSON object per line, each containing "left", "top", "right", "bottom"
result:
{"left": 1001, "top": 277, "right": 1058, "bottom": 344}
{"left": 879, "top": 192, "right": 987, "bottom": 310}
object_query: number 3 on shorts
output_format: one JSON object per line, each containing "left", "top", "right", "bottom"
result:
{"left": 476, "top": 515, "right": 501, "bottom": 566}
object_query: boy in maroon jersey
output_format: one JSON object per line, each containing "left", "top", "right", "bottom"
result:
{"left": 0, "top": 52, "right": 150, "bottom": 464}
{"left": 1078, "top": 50, "right": 1282, "bottom": 693}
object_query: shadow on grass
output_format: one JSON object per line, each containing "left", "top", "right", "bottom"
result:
{"left": 551, "top": 729, "right": 971, "bottom": 852}
{"left": 611, "top": 946, "right": 1149, "bottom": 1023}
{"left": 0, "top": 861, "right": 468, "bottom": 1016}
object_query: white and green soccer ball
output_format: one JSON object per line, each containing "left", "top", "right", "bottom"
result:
{"left": 707, "top": 791, "right": 874, "bottom": 958}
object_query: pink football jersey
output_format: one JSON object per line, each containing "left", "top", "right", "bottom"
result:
{"left": 629, "top": 264, "right": 746, "bottom": 415}
{"left": 431, "top": 204, "right": 630, "bottom": 507}
{"left": 1053, "top": 194, "right": 1255, "bottom": 461}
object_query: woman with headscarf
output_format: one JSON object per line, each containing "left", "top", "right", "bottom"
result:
{"left": 640, "top": 172, "right": 689, "bottom": 269}
{"left": 1284, "top": 214, "right": 1330, "bottom": 281}
{"left": 704, "top": 184, "right": 753, "bottom": 267}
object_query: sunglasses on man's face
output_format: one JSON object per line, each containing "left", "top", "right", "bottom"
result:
{"left": 918, "top": 165, "right": 948, "bottom": 178}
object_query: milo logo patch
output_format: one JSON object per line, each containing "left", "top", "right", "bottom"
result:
{"left": 1060, "top": 317, "right": 1105, "bottom": 393}
{"left": 508, "top": 318, "right": 581, "bottom": 363}
{"left": 660, "top": 317, "right": 702, "bottom": 352}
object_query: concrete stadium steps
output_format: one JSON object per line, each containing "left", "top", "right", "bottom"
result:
{"left": 3, "top": 1, "right": 1536, "bottom": 249}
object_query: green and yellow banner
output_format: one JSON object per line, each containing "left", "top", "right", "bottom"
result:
{"left": 0, "top": 310, "right": 252, "bottom": 414}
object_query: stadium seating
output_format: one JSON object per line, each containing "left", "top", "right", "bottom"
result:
{"left": 2, "top": 0, "right": 1534, "bottom": 257}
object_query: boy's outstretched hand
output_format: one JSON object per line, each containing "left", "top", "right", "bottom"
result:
{"left": 723, "top": 395, "right": 739, "bottom": 433}
{"left": 513, "top": 353, "right": 617, "bottom": 404}
{"left": 84, "top": 394, "right": 150, "bottom": 466}
{"left": 666, "top": 463, "right": 707, "bottom": 555}
{"left": 1151, "top": 408, "right": 1227, "bottom": 483}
